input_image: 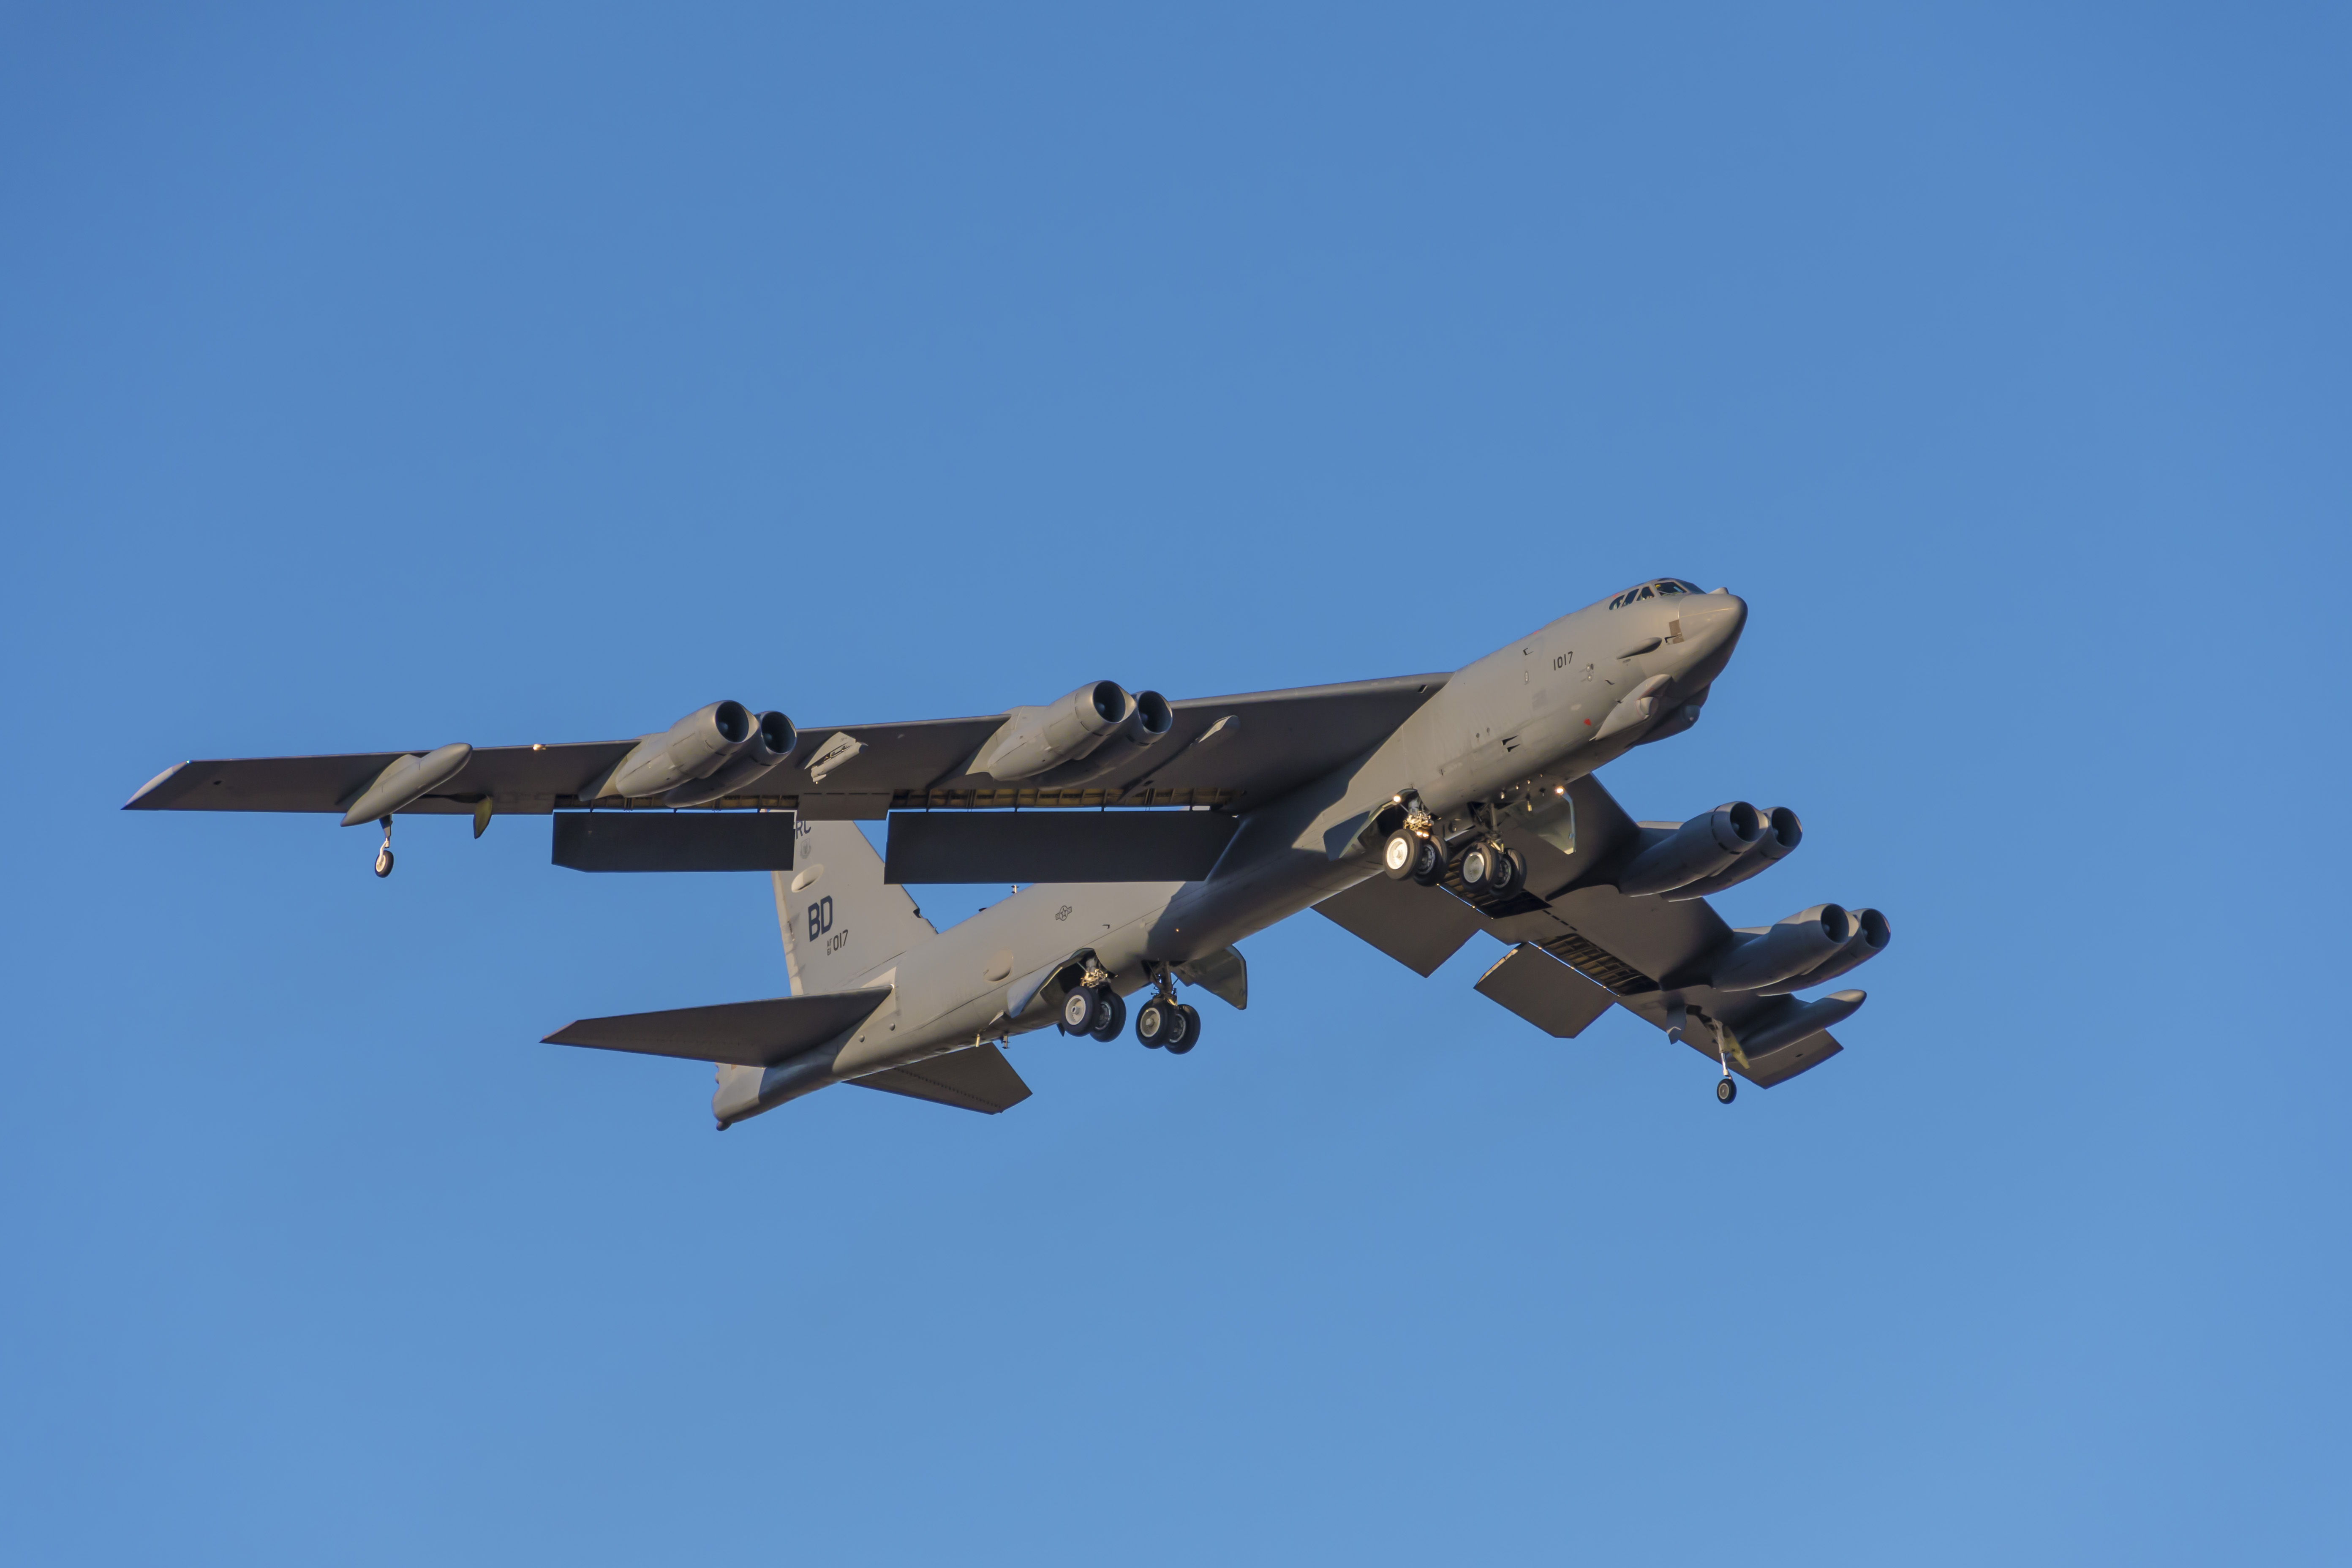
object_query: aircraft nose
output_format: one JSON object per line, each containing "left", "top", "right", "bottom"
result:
{"left": 1680, "top": 590, "right": 1747, "bottom": 653}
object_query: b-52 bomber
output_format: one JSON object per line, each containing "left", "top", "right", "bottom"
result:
{"left": 126, "top": 580, "right": 1890, "bottom": 1125}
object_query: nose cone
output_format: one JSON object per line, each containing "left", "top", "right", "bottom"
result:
{"left": 1682, "top": 591, "right": 1747, "bottom": 653}
{"left": 1675, "top": 591, "right": 1748, "bottom": 684}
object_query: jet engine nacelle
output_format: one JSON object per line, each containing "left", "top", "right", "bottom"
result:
{"left": 662, "top": 710, "right": 798, "bottom": 806}
{"left": 1763, "top": 907, "right": 1889, "bottom": 993}
{"left": 1710, "top": 904, "right": 1852, "bottom": 992}
{"left": 972, "top": 681, "right": 1142, "bottom": 781}
{"left": 603, "top": 701, "right": 759, "bottom": 800}
{"left": 1616, "top": 802, "right": 1763, "bottom": 897}
{"left": 1666, "top": 807, "right": 1802, "bottom": 901}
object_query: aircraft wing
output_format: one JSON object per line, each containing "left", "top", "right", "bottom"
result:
{"left": 123, "top": 672, "right": 1450, "bottom": 821}
{"left": 1318, "top": 773, "right": 1848, "bottom": 1088}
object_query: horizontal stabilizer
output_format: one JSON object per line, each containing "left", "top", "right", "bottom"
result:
{"left": 1313, "top": 875, "right": 1485, "bottom": 977}
{"left": 552, "top": 812, "right": 799, "bottom": 871}
{"left": 1474, "top": 942, "right": 1618, "bottom": 1038}
{"left": 543, "top": 989, "right": 885, "bottom": 1067}
{"left": 882, "top": 810, "right": 1236, "bottom": 884}
{"left": 847, "top": 1045, "right": 1032, "bottom": 1114}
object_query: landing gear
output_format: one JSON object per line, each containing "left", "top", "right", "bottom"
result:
{"left": 1383, "top": 828, "right": 1447, "bottom": 886}
{"left": 1087, "top": 987, "right": 1127, "bottom": 1043}
{"left": 1136, "top": 996, "right": 1176, "bottom": 1048}
{"left": 1490, "top": 847, "right": 1525, "bottom": 898}
{"left": 1059, "top": 989, "right": 1096, "bottom": 1035}
{"left": 1716, "top": 1076, "right": 1737, "bottom": 1105}
{"left": 1134, "top": 966, "right": 1201, "bottom": 1054}
{"left": 372, "top": 815, "right": 395, "bottom": 878}
{"left": 1459, "top": 841, "right": 1524, "bottom": 897}
{"left": 1381, "top": 829, "right": 1420, "bottom": 881}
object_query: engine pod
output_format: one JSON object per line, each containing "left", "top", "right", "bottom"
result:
{"left": 970, "top": 682, "right": 1134, "bottom": 781}
{"left": 1710, "top": 904, "right": 1851, "bottom": 992}
{"left": 603, "top": 701, "right": 756, "bottom": 800}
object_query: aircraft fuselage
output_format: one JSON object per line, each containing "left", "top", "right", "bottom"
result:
{"left": 718, "top": 583, "right": 1748, "bottom": 1123}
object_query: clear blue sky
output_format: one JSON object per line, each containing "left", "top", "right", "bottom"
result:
{"left": 3, "top": 5, "right": 2346, "bottom": 1563}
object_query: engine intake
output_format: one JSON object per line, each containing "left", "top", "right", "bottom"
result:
{"left": 662, "top": 709, "right": 799, "bottom": 806}
{"left": 1666, "top": 806, "right": 1802, "bottom": 901}
{"left": 1616, "top": 803, "right": 1762, "bottom": 897}
{"left": 602, "top": 701, "right": 758, "bottom": 800}
{"left": 1763, "top": 906, "right": 1889, "bottom": 992}
{"left": 971, "top": 681, "right": 1144, "bottom": 781}
{"left": 1710, "top": 904, "right": 1851, "bottom": 992}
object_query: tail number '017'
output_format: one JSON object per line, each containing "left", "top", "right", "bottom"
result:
{"left": 807, "top": 896, "right": 848, "bottom": 953}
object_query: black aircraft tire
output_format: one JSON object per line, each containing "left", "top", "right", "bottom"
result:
{"left": 1059, "top": 989, "right": 1095, "bottom": 1036}
{"left": 1163, "top": 1004, "right": 1202, "bottom": 1056}
{"left": 1459, "top": 843, "right": 1493, "bottom": 890}
{"left": 1135, "top": 999, "right": 1171, "bottom": 1047}
{"left": 1490, "top": 848, "right": 1526, "bottom": 898}
{"left": 1381, "top": 830, "right": 1421, "bottom": 881}
{"left": 1089, "top": 988, "right": 1127, "bottom": 1043}
{"left": 373, "top": 848, "right": 395, "bottom": 878}
{"left": 1411, "top": 837, "right": 1448, "bottom": 887}
{"left": 1716, "top": 1077, "right": 1737, "bottom": 1105}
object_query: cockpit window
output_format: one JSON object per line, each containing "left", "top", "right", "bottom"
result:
{"left": 1606, "top": 579, "right": 1707, "bottom": 609}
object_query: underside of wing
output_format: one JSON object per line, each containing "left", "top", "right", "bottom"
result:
{"left": 792, "top": 672, "right": 1451, "bottom": 817}
{"left": 124, "top": 672, "right": 1450, "bottom": 824}
{"left": 1430, "top": 776, "right": 1862, "bottom": 1088}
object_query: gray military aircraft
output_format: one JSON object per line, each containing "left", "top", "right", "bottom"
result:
{"left": 126, "top": 579, "right": 1889, "bottom": 1125}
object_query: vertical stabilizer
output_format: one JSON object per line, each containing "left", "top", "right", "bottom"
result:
{"left": 774, "top": 821, "right": 937, "bottom": 995}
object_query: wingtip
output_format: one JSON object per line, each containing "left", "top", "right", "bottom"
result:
{"left": 123, "top": 762, "right": 191, "bottom": 809}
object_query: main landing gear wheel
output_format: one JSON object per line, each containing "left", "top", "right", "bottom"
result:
{"left": 1382, "top": 830, "right": 1421, "bottom": 881}
{"left": 1410, "top": 836, "right": 1448, "bottom": 887}
{"left": 1716, "top": 1076, "right": 1737, "bottom": 1105}
{"left": 1088, "top": 987, "right": 1128, "bottom": 1043}
{"left": 1164, "top": 1003, "right": 1202, "bottom": 1055}
{"left": 1135, "top": 997, "right": 1176, "bottom": 1048}
{"left": 1059, "top": 989, "right": 1096, "bottom": 1036}
{"left": 1489, "top": 847, "right": 1525, "bottom": 898}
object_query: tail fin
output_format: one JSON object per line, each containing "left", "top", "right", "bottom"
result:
{"left": 775, "top": 821, "right": 937, "bottom": 995}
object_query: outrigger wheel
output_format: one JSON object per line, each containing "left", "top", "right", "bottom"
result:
{"left": 1716, "top": 1076, "right": 1737, "bottom": 1105}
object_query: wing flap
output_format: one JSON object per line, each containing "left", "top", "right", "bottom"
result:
{"left": 847, "top": 1045, "right": 1032, "bottom": 1114}
{"left": 1312, "top": 875, "right": 1484, "bottom": 977}
{"left": 552, "top": 812, "right": 800, "bottom": 871}
{"left": 1473, "top": 942, "right": 1618, "bottom": 1038}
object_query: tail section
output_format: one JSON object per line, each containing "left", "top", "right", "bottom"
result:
{"left": 775, "top": 821, "right": 937, "bottom": 995}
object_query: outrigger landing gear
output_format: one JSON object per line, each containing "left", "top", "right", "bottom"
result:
{"left": 372, "top": 815, "right": 395, "bottom": 878}
{"left": 1716, "top": 1040, "right": 1737, "bottom": 1105}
